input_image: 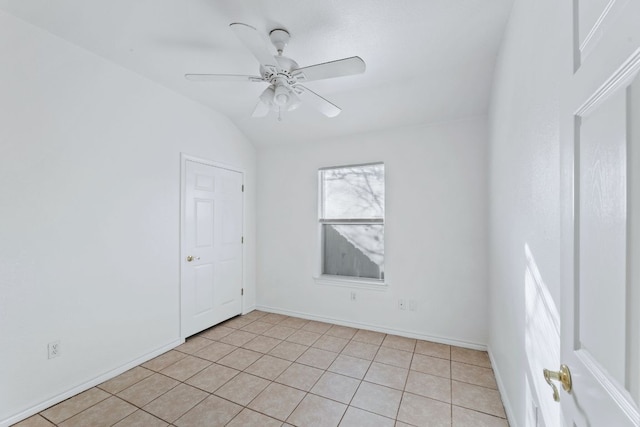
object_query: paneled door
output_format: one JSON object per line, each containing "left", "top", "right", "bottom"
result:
{"left": 181, "top": 158, "right": 243, "bottom": 338}
{"left": 558, "top": 0, "right": 640, "bottom": 425}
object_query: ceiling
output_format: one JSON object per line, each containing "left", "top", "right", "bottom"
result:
{"left": 0, "top": 0, "right": 513, "bottom": 146}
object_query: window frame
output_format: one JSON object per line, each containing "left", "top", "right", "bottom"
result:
{"left": 314, "top": 162, "right": 388, "bottom": 289}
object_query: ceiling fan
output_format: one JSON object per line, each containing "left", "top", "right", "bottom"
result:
{"left": 185, "top": 23, "right": 366, "bottom": 120}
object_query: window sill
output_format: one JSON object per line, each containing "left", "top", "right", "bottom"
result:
{"left": 313, "top": 275, "right": 388, "bottom": 291}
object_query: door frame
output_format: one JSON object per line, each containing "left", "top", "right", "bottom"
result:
{"left": 179, "top": 153, "right": 245, "bottom": 340}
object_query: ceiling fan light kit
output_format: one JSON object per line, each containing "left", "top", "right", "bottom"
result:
{"left": 185, "top": 23, "right": 366, "bottom": 120}
{"left": 257, "top": 84, "right": 301, "bottom": 120}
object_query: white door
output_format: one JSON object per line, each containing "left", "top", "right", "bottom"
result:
{"left": 559, "top": 0, "right": 640, "bottom": 425}
{"left": 181, "top": 159, "right": 243, "bottom": 338}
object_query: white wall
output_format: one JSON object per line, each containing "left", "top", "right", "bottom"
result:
{"left": 488, "top": 0, "right": 564, "bottom": 425}
{"left": 256, "top": 117, "right": 489, "bottom": 347}
{"left": 0, "top": 11, "right": 256, "bottom": 425}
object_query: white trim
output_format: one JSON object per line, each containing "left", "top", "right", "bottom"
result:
{"left": 318, "top": 161, "right": 384, "bottom": 171}
{"left": 313, "top": 275, "right": 388, "bottom": 290}
{"left": 255, "top": 305, "right": 487, "bottom": 350}
{"left": 578, "top": 0, "right": 624, "bottom": 63}
{"left": 242, "top": 304, "right": 257, "bottom": 315}
{"left": 181, "top": 153, "right": 247, "bottom": 175}
{"left": 576, "top": 349, "right": 640, "bottom": 425}
{"left": 575, "top": 47, "right": 640, "bottom": 117}
{"left": 1, "top": 339, "right": 183, "bottom": 427}
{"left": 319, "top": 218, "right": 384, "bottom": 224}
{"left": 488, "top": 347, "right": 518, "bottom": 427}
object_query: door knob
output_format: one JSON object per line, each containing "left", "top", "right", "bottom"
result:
{"left": 543, "top": 364, "right": 572, "bottom": 402}
{"left": 186, "top": 255, "right": 200, "bottom": 262}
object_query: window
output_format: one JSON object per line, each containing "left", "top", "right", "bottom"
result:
{"left": 319, "top": 163, "right": 385, "bottom": 282}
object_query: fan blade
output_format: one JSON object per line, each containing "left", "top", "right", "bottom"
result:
{"left": 296, "top": 85, "right": 341, "bottom": 117}
{"left": 293, "top": 56, "right": 365, "bottom": 82}
{"left": 252, "top": 100, "right": 271, "bottom": 117}
{"left": 185, "top": 74, "right": 263, "bottom": 82}
{"left": 230, "top": 23, "right": 277, "bottom": 68}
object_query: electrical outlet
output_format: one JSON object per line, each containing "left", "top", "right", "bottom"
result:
{"left": 350, "top": 291, "right": 357, "bottom": 302}
{"left": 398, "top": 299, "right": 406, "bottom": 310}
{"left": 48, "top": 341, "right": 60, "bottom": 359}
{"left": 409, "top": 299, "right": 417, "bottom": 311}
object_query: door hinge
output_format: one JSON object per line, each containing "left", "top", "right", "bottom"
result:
{"left": 241, "top": 236, "right": 244, "bottom": 244}
{"left": 241, "top": 288, "right": 244, "bottom": 296}
{"left": 241, "top": 184, "right": 244, "bottom": 192}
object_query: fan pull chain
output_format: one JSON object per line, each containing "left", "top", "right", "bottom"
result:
{"left": 278, "top": 108, "right": 283, "bottom": 122}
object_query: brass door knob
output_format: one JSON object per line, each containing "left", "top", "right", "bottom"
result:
{"left": 186, "top": 255, "right": 200, "bottom": 262}
{"left": 543, "top": 364, "right": 572, "bottom": 402}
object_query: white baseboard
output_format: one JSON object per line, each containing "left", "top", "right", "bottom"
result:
{"left": 254, "top": 304, "right": 487, "bottom": 351}
{"left": 1, "top": 338, "right": 184, "bottom": 427}
{"left": 488, "top": 347, "right": 518, "bottom": 427}
{"left": 242, "top": 304, "right": 256, "bottom": 315}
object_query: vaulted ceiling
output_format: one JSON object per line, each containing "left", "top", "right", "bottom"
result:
{"left": 0, "top": 0, "right": 513, "bottom": 146}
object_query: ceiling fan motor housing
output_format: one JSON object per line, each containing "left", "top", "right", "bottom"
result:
{"left": 259, "top": 54, "right": 300, "bottom": 109}
{"left": 260, "top": 56, "right": 298, "bottom": 84}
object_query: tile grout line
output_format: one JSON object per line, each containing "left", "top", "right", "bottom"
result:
{"left": 105, "top": 372, "right": 186, "bottom": 425}
{"left": 225, "top": 313, "right": 503, "bottom": 424}
{"left": 27, "top": 311, "right": 505, "bottom": 427}
{"left": 338, "top": 332, "right": 380, "bottom": 423}
{"left": 38, "top": 388, "right": 113, "bottom": 427}
{"left": 396, "top": 338, "right": 419, "bottom": 423}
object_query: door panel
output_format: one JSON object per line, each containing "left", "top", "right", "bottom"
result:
{"left": 216, "top": 260, "right": 238, "bottom": 306}
{"left": 195, "top": 199, "right": 214, "bottom": 247}
{"left": 222, "top": 205, "right": 238, "bottom": 247}
{"left": 577, "top": 87, "right": 627, "bottom": 387}
{"left": 194, "top": 264, "right": 214, "bottom": 314}
{"left": 181, "top": 159, "right": 243, "bottom": 338}
{"left": 561, "top": 0, "right": 640, "bottom": 423}
{"left": 575, "top": 0, "right": 628, "bottom": 67}
{"left": 195, "top": 172, "right": 215, "bottom": 191}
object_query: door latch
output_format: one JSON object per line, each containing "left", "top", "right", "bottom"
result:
{"left": 543, "top": 364, "right": 572, "bottom": 402}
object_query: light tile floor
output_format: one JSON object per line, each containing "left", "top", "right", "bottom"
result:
{"left": 15, "top": 311, "right": 509, "bottom": 427}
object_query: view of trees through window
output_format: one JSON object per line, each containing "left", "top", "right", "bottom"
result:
{"left": 319, "top": 163, "right": 385, "bottom": 280}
